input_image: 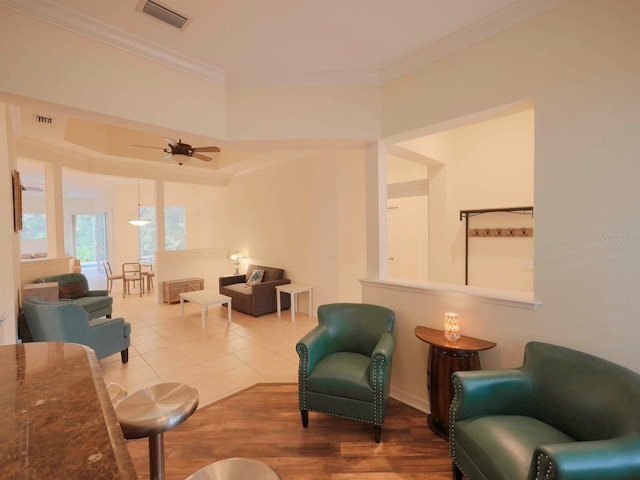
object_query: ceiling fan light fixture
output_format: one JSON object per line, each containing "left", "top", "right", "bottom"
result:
{"left": 172, "top": 153, "right": 191, "bottom": 165}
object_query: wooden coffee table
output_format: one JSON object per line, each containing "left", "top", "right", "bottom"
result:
{"left": 180, "top": 290, "right": 232, "bottom": 328}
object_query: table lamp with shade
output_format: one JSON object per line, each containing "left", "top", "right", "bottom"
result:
{"left": 228, "top": 251, "right": 244, "bottom": 274}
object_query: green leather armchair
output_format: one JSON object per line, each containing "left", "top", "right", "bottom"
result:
{"left": 22, "top": 297, "right": 131, "bottom": 363}
{"left": 450, "top": 341, "right": 640, "bottom": 480}
{"left": 33, "top": 272, "right": 113, "bottom": 319}
{"left": 296, "top": 303, "right": 395, "bottom": 442}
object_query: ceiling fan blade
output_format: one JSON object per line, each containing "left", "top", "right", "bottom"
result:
{"left": 162, "top": 153, "right": 173, "bottom": 160}
{"left": 193, "top": 153, "right": 213, "bottom": 161}
{"left": 131, "top": 144, "right": 165, "bottom": 149}
{"left": 163, "top": 137, "right": 178, "bottom": 147}
{"left": 22, "top": 185, "right": 44, "bottom": 192}
{"left": 193, "top": 146, "right": 220, "bottom": 153}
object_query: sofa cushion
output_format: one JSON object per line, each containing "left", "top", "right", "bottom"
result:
{"left": 246, "top": 269, "right": 264, "bottom": 286}
{"left": 247, "top": 264, "right": 285, "bottom": 282}
{"left": 223, "top": 283, "right": 253, "bottom": 296}
{"left": 59, "top": 281, "right": 87, "bottom": 299}
{"left": 454, "top": 415, "right": 574, "bottom": 480}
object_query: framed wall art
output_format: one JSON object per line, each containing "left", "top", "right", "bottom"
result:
{"left": 12, "top": 170, "right": 22, "bottom": 232}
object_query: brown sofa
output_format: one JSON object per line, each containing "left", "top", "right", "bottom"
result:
{"left": 219, "top": 264, "right": 291, "bottom": 317}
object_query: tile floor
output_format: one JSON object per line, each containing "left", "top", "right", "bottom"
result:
{"left": 83, "top": 269, "right": 316, "bottom": 409}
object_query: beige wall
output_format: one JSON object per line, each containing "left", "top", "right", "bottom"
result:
{"left": 0, "top": 104, "right": 19, "bottom": 344}
{"left": 372, "top": 0, "right": 640, "bottom": 409}
{"left": 0, "top": 0, "right": 638, "bottom": 422}
{"left": 429, "top": 109, "right": 534, "bottom": 290}
{"left": 0, "top": 9, "right": 226, "bottom": 139}
{"left": 226, "top": 149, "right": 367, "bottom": 312}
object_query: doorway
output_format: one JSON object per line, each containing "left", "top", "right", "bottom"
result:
{"left": 72, "top": 212, "right": 107, "bottom": 269}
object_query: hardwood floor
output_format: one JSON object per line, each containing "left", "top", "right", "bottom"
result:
{"left": 125, "top": 383, "right": 452, "bottom": 480}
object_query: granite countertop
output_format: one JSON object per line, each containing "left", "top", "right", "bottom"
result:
{"left": 0, "top": 342, "right": 137, "bottom": 479}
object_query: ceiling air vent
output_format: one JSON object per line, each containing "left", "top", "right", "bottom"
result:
{"left": 33, "top": 114, "right": 54, "bottom": 125}
{"left": 138, "top": 0, "right": 189, "bottom": 29}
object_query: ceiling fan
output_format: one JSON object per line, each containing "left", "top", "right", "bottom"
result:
{"left": 133, "top": 137, "right": 220, "bottom": 165}
{"left": 21, "top": 184, "right": 44, "bottom": 192}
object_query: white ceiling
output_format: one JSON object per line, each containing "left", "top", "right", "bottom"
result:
{"left": 5, "top": 0, "right": 565, "bottom": 197}
{"left": 2, "top": 0, "right": 567, "bottom": 86}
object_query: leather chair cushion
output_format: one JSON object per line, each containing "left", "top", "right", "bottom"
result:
{"left": 455, "top": 415, "right": 574, "bottom": 480}
{"left": 306, "top": 352, "right": 373, "bottom": 402}
{"left": 74, "top": 295, "right": 113, "bottom": 313}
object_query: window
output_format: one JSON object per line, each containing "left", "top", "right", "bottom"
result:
{"left": 139, "top": 205, "right": 186, "bottom": 258}
{"left": 21, "top": 213, "right": 47, "bottom": 257}
{"left": 72, "top": 213, "right": 107, "bottom": 267}
{"left": 21, "top": 213, "right": 47, "bottom": 240}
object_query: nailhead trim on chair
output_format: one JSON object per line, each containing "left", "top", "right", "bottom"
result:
{"left": 296, "top": 343, "right": 308, "bottom": 409}
{"left": 297, "top": 343, "right": 386, "bottom": 428}
{"left": 449, "top": 375, "right": 468, "bottom": 478}
{"left": 535, "top": 453, "right": 554, "bottom": 480}
{"left": 372, "top": 352, "right": 385, "bottom": 426}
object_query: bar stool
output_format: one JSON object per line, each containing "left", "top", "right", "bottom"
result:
{"left": 186, "top": 457, "right": 280, "bottom": 480}
{"left": 115, "top": 383, "right": 199, "bottom": 480}
{"left": 106, "top": 382, "right": 127, "bottom": 405}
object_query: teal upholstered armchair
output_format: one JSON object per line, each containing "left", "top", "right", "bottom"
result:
{"left": 22, "top": 297, "right": 131, "bottom": 363}
{"left": 296, "top": 303, "right": 395, "bottom": 442}
{"left": 450, "top": 341, "right": 640, "bottom": 480}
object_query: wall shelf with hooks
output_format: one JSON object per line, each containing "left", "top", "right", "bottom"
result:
{"left": 459, "top": 206, "right": 533, "bottom": 285}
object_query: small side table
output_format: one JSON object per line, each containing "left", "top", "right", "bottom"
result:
{"left": 276, "top": 284, "right": 313, "bottom": 322}
{"left": 115, "top": 383, "right": 199, "bottom": 480}
{"left": 414, "top": 326, "right": 496, "bottom": 440}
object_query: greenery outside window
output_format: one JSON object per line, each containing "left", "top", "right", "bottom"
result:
{"left": 139, "top": 206, "right": 186, "bottom": 258}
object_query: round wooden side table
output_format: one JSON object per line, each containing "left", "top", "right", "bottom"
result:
{"left": 414, "top": 326, "right": 496, "bottom": 440}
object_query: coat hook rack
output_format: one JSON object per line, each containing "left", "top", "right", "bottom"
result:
{"left": 459, "top": 206, "right": 533, "bottom": 285}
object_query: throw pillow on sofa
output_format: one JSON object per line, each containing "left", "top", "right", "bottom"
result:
{"left": 246, "top": 269, "right": 265, "bottom": 286}
{"left": 59, "top": 281, "right": 87, "bottom": 299}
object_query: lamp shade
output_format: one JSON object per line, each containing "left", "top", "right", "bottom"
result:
{"left": 128, "top": 180, "right": 150, "bottom": 226}
{"left": 128, "top": 218, "right": 150, "bottom": 226}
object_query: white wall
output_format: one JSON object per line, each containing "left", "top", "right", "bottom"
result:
{"left": 372, "top": 0, "right": 640, "bottom": 410}
{"left": 227, "top": 149, "right": 367, "bottom": 312}
{"left": 429, "top": 109, "right": 534, "bottom": 290}
{"left": 0, "top": 8, "right": 226, "bottom": 139}
{"left": 0, "top": 103, "right": 19, "bottom": 344}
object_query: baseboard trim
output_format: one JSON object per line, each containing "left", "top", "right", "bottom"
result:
{"left": 390, "top": 386, "right": 429, "bottom": 414}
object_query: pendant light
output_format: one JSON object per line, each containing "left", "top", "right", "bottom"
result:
{"left": 128, "top": 180, "right": 150, "bottom": 226}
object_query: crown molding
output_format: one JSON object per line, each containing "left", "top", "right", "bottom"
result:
{"left": 0, "top": 0, "right": 227, "bottom": 85}
{"left": 1, "top": 0, "right": 570, "bottom": 89}
{"left": 225, "top": 70, "right": 382, "bottom": 89}
{"left": 380, "top": 0, "right": 571, "bottom": 83}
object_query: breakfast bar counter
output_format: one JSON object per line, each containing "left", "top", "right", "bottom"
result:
{"left": 0, "top": 342, "right": 137, "bottom": 479}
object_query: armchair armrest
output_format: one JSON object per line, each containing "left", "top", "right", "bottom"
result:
{"left": 219, "top": 274, "right": 246, "bottom": 288}
{"left": 252, "top": 278, "right": 290, "bottom": 302}
{"left": 248, "top": 279, "right": 290, "bottom": 316}
{"left": 451, "top": 369, "right": 534, "bottom": 422}
{"left": 533, "top": 434, "right": 640, "bottom": 480}
{"left": 296, "top": 326, "right": 333, "bottom": 375}
{"left": 86, "top": 289, "right": 109, "bottom": 297}
{"left": 370, "top": 331, "right": 395, "bottom": 386}
{"left": 89, "top": 316, "right": 126, "bottom": 330}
